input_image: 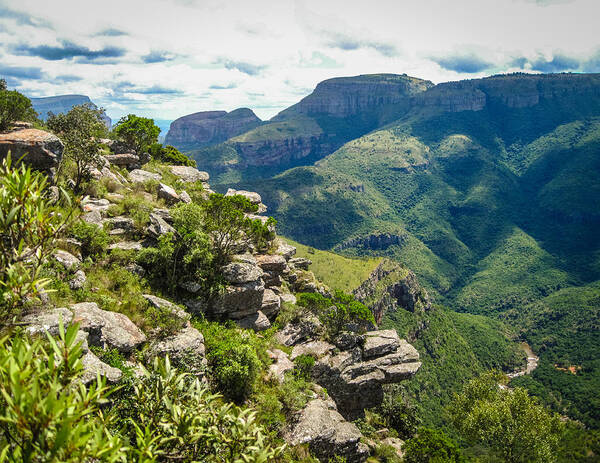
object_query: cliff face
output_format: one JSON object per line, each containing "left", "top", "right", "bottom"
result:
{"left": 414, "top": 73, "right": 600, "bottom": 113}
{"left": 165, "top": 108, "right": 261, "bottom": 149}
{"left": 275, "top": 73, "right": 433, "bottom": 120}
{"left": 30, "top": 95, "right": 111, "bottom": 127}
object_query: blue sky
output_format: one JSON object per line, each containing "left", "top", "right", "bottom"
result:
{"left": 1, "top": 0, "right": 599, "bottom": 122}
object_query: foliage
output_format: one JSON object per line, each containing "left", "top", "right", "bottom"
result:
{"left": 201, "top": 322, "right": 263, "bottom": 403}
{"left": 70, "top": 221, "right": 109, "bottom": 259}
{"left": 296, "top": 290, "right": 375, "bottom": 337}
{"left": 111, "top": 356, "right": 283, "bottom": 462}
{"left": 150, "top": 143, "right": 196, "bottom": 166}
{"left": 137, "top": 202, "right": 214, "bottom": 295}
{"left": 449, "top": 371, "right": 565, "bottom": 463}
{"left": 402, "top": 428, "right": 465, "bottom": 463}
{"left": 202, "top": 193, "right": 275, "bottom": 265}
{"left": 377, "top": 387, "right": 421, "bottom": 440}
{"left": 112, "top": 114, "right": 160, "bottom": 154}
{"left": 47, "top": 103, "right": 107, "bottom": 190}
{"left": 0, "top": 156, "right": 70, "bottom": 320}
{"left": 0, "top": 322, "right": 125, "bottom": 462}
{"left": 0, "top": 84, "right": 37, "bottom": 130}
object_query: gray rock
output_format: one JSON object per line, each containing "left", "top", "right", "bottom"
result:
{"left": 289, "top": 257, "right": 312, "bottom": 270}
{"left": 236, "top": 310, "right": 271, "bottom": 331}
{"left": 90, "top": 166, "right": 123, "bottom": 184}
{"left": 70, "top": 302, "right": 146, "bottom": 353}
{"left": 363, "top": 330, "right": 400, "bottom": 359}
{"left": 276, "top": 240, "right": 297, "bottom": 260}
{"left": 261, "top": 289, "right": 281, "bottom": 317}
{"left": 268, "top": 349, "right": 294, "bottom": 383}
{"left": 129, "top": 169, "right": 161, "bottom": 183}
{"left": 280, "top": 292, "right": 297, "bottom": 305}
{"left": 82, "top": 210, "right": 103, "bottom": 225}
{"left": 69, "top": 270, "right": 87, "bottom": 290}
{"left": 142, "top": 294, "right": 190, "bottom": 322}
{"left": 256, "top": 254, "right": 288, "bottom": 273}
{"left": 20, "top": 307, "right": 74, "bottom": 336}
{"left": 333, "top": 332, "right": 364, "bottom": 351}
{"left": 232, "top": 253, "right": 257, "bottom": 265}
{"left": 157, "top": 183, "right": 180, "bottom": 203}
{"left": 291, "top": 340, "right": 334, "bottom": 360}
{"left": 275, "top": 315, "right": 324, "bottom": 347}
{"left": 225, "top": 188, "right": 262, "bottom": 204}
{"left": 0, "top": 129, "right": 63, "bottom": 178}
{"left": 53, "top": 249, "right": 81, "bottom": 270}
{"left": 80, "top": 351, "right": 123, "bottom": 384}
{"left": 81, "top": 197, "right": 110, "bottom": 213}
{"left": 126, "top": 263, "right": 146, "bottom": 277}
{"left": 179, "top": 280, "right": 202, "bottom": 293}
{"left": 152, "top": 208, "right": 173, "bottom": 223}
{"left": 147, "top": 326, "right": 206, "bottom": 374}
{"left": 108, "top": 241, "right": 143, "bottom": 251}
{"left": 179, "top": 190, "right": 192, "bottom": 203}
{"left": 105, "top": 153, "right": 140, "bottom": 167}
{"left": 209, "top": 280, "right": 265, "bottom": 319}
{"left": 284, "top": 398, "right": 369, "bottom": 463}
{"left": 221, "top": 262, "right": 263, "bottom": 284}
{"left": 103, "top": 216, "right": 134, "bottom": 232}
{"left": 147, "top": 212, "right": 176, "bottom": 237}
{"left": 169, "top": 165, "right": 209, "bottom": 183}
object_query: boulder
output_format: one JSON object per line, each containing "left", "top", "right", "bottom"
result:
{"left": 280, "top": 292, "right": 297, "bottom": 305}
{"left": 157, "top": 183, "right": 180, "bottom": 203}
{"left": 20, "top": 307, "right": 74, "bottom": 336}
{"left": 261, "top": 289, "right": 281, "bottom": 317}
{"left": 276, "top": 240, "right": 297, "bottom": 260}
{"left": 81, "top": 197, "right": 110, "bottom": 213}
{"left": 82, "top": 210, "right": 103, "bottom": 225}
{"left": 81, "top": 351, "right": 123, "bottom": 384}
{"left": 289, "top": 257, "right": 312, "bottom": 270}
{"left": 362, "top": 330, "right": 399, "bottom": 359}
{"left": 53, "top": 249, "right": 81, "bottom": 270}
{"left": 209, "top": 280, "right": 265, "bottom": 319}
{"left": 152, "top": 208, "right": 173, "bottom": 223}
{"left": 69, "top": 269, "right": 87, "bottom": 290}
{"left": 103, "top": 216, "right": 134, "bottom": 233}
{"left": 142, "top": 294, "right": 190, "bottom": 322}
{"left": 90, "top": 165, "right": 123, "bottom": 185}
{"left": 146, "top": 212, "right": 176, "bottom": 238}
{"left": 147, "top": 326, "right": 206, "bottom": 374}
{"left": 221, "top": 262, "right": 263, "bottom": 284}
{"left": 236, "top": 310, "right": 271, "bottom": 331}
{"left": 179, "top": 190, "right": 192, "bottom": 203}
{"left": 225, "top": 188, "right": 262, "bottom": 204}
{"left": 275, "top": 315, "right": 324, "bottom": 347}
{"left": 291, "top": 340, "right": 334, "bottom": 360}
{"left": 105, "top": 153, "right": 140, "bottom": 168}
{"left": 284, "top": 398, "right": 369, "bottom": 463}
{"left": 169, "top": 165, "right": 210, "bottom": 183}
{"left": 0, "top": 128, "right": 63, "bottom": 177}
{"left": 268, "top": 348, "right": 295, "bottom": 383}
{"left": 232, "top": 253, "right": 257, "bottom": 265}
{"left": 70, "top": 302, "right": 146, "bottom": 353}
{"left": 129, "top": 169, "right": 161, "bottom": 183}
{"left": 256, "top": 254, "right": 288, "bottom": 273}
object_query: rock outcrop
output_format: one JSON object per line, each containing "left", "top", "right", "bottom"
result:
{"left": 30, "top": 94, "right": 111, "bottom": 127}
{"left": 284, "top": 397, "right": 370, "bottom": 463}
{"left": 335, "top": 233, "right": 406, "bottom": 252}
{"left": 353, "top": 260, "right": 431, "bottom": 324}
{"left": 0, "top": 128, "right": 64, "bottom": 178}
{"left": 165, "top": 108, "right": 261, "bottom": 149}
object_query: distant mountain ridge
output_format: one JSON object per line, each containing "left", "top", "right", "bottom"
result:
{"left": 29, "top": 94, "right": 111, "bottom": 127}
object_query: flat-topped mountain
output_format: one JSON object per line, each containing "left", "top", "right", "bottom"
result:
{"left": 30, "top": 94, "right": 111, "bottom": 127}
{"left": 164, "top": 108, "right": 261, "bottom": 149}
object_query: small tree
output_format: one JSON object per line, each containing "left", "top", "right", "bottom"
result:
{"left": 0, "top": 82, "right": 37, "bottom": 131}
{"left": 0, "top": 155, "right": 70, "bottom": 321}
{"left": 449, "top": 370, "right": 565, "bottom": 463}
{"left": 112, "top": 114, "right": 160, "bottom": 154}
{"left": 403, "top": 428, "right": 465, "bottom": 463}
{"left": 47, "top": 104, "right": 107, "bottom": 190}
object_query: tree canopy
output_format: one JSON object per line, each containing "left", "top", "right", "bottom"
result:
{"left": 112, "top": 114, "right": 160, "bottom": 154}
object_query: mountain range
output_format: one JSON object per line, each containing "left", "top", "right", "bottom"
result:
{"left": 29, "top": 94, "right": 112, "bottom": 127}
{"left": 168, "top": 71, "right": 600, "bottom": 429}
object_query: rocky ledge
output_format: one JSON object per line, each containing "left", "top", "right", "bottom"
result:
{"left": 0, "top": 128, "right": 64, "bottom": 179}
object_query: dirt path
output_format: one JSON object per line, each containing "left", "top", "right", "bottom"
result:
{"left": 508, "top": 342, "right": 539, "bottom": 379}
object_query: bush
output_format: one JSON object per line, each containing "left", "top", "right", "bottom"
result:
{"left": 293, "top": 354, "right": 316, "bottom": 381}
{"left": 112, "top": 114, "right": 160, "bottom": 154}
{"left": 70, "top": 221, "right": 109, "bottom": 259}
{"left": 378, "top": 388, "right": 421, "bottom": 440}
{"left": 296, "top": 290, "right": 375, "bottom": 337}
{"left": 403, "top": 428, "right": 465, "bottom": 463}
{"left": 0, "top": 156, "right": 70, "bottom": 319}
{"left": 0, "top": 323, "right": 124, "bottom": 461}
{"left": 0, "top": 81, "right": 37, "bottom": 130}
{"left": 162, "top": 145, "right": 196, "bottom": 166}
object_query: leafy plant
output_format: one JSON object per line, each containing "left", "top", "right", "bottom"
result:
{"left": 47, "top": 103, "right": 107, "bottom": 190}
{"left": 70, "top": 221, "right": 109, "bottom": 259}
{"left": 402, "top": 428, "right": 465, "bottom": 463}
{"left": 112, "top": 114, "right": 160, "bottom": 154}
{"left": 0, "top": 83, "right": 37, "bottom": 130}
{"left": 0, "top": 155, "right": 71, "bottom": 320}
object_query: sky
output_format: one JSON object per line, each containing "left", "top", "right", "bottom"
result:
{"left": 1, "top": 0, "right": 599, "bottom": 123}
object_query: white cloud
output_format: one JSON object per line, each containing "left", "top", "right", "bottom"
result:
{"left": 0, "top": 0, "right": 598, "bottom": 121}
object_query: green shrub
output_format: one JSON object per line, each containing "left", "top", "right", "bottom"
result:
{"left": 0, "top": 322, "right": 124, "bottom": 461}
{"left": 70, "top": 221, "right": 109, "bottom": 259}
{"left": 378, "top": 387, "right": 421, "bottom": 440}
{"left": 162, "top": 145, "right": 196, "bottom": 166}
{"left": 0, "top": 82, "right": 37, "bottom": 130}
{"left": 0, "top": 156, "right": 70, "bottom": 318}
{"left": 293, "top": 354, "right": 316, "bottom": 381}
{"left": 112, "top": 114, "right": 160, "bottom": 154}
{"left": 403, "top": 428, "right": 465, "bottom": 463}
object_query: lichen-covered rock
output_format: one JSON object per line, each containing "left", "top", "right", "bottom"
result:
{"left": 147, "top": 326, "right": 206, "bottom": 374}
{"left": 105, "top": 153, "right": 140, "bottom": 168}
{"left": 81, "top": 351, "right": 123, "bottom": 384}
{"left": 129, "top": 169, "right": 161, "bottom": 183}
{"left": 235, "top": 310, "right": 271, "bottom": 331}
{"left": 81, "top": 197, "right": 110, "bottom": 213}
{"left": 289, "top": 257, "right": 312, "bottom": 270}
{"left": 268, "top": 348, "right": 294, "bottom": 383}
{"left": 53, "top": 249, "right": 81, "bottom": 270}
{"left": 256, "top": 254, "right": 288, "bottom": 273}
{"left": 142, "top": 294, "right": 190, "bottom": 322}
{"left": 261, "top": 289, "right": 281, "bottom": 317}
{"left": 276, "top": 315, "right": 324, "bottom": 347}
{"left": 108, "top": 241, "right": 144, "bottom": 251}
{"left": 276, "top": 240, "right": 297, "bottom": 260}
{"left": 179, "top": 190, "right": 192, "bottom": 203}
{"left": 69, "top": 269, "right": 87, "bottom": 290}
{"left": 291, "top": 340, "right": 334, "bottom": 360}
{"left": 157, "top": 183, "right": 180, "bottom": 203}
{"left": 284, "top": 398, "right": 369, "bottom": 463}
{"left": 209, "top": 280, "right": 265, "bottom": 319}
{"left": 0, "top": 128, "right": 63, "bottom": 177}
{"left": 70, "top": 302, "right": 146, "bottom": 353}
{"left": 169, "top": 165, "right": 210, "bottom": 183}
{"left": 221, "top": 262, "right": 263, "bottom": 284}
{"left": 146, "top": 212, "right": 176, "bottom": 238}
{"left": 20, "top": 307, "right": 74, "bottom": 336}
